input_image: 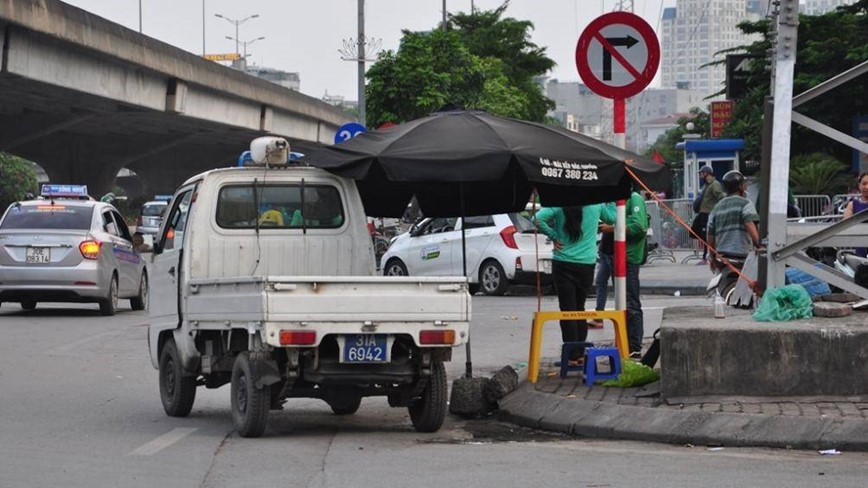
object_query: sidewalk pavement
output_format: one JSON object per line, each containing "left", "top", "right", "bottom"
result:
{"left": 497, "top": 303, "right": 868, "bottom": 452}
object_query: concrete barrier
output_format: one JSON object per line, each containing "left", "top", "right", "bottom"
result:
{"left": 660, "top": 306, "right": 868, "bottom": 398}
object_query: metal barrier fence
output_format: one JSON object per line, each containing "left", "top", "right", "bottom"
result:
{"left": 646, "top": 198, "right": 704, "bottom": 264}
{"left": 794, "top": 194, "right": 831, "bottom": 218}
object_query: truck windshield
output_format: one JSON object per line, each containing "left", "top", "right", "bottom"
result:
{"left": 216, "top": 184, "right": 345, "bottom": 229}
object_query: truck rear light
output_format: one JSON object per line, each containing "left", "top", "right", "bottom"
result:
{"left": 420, "top": 330, "right": 455, "bottom": 345}
{"left": 279, "top": 330, "right": 316, "bottom": 345}
{"left": 515, "top": 257, "right": 522, "bottom": 270}
{"left": 499, "top": 225, "right": 518, "bottom": 249}
{"left": 79, "top": 240, "right": 101, "bottom": 259}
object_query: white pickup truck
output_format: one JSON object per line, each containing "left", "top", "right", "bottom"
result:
{"left": 148, "top": 138, "right": 470, "bottom": 437}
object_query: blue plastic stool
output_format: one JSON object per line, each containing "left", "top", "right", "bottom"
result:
{"left": 583, "top": 347, "right": 621, "bottom": 386}
{"left": 559, "top": 341, "right": 594, "bottom": 379}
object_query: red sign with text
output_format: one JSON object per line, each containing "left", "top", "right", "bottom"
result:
{"left": 710, "top": 100, "right": 735, "bottom": 138}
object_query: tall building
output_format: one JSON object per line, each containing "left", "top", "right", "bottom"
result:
{"left": 803, "top": 0, "right": 856, "bottom": 14}
{"left": 660, "top": 1, "right": 764, "bottom": 99}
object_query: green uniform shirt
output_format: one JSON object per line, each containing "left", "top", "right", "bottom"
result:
{"left": 699, "top": 179, "right": 725, "bottom": 214}
{"left": 535, "top": 205, "right": 603, "bottom": 265}
{"left": 597, "top": 193, "right": 649, "bottom": 265}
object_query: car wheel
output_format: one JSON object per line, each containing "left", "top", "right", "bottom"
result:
{"left": 479, "top": 259, "right": 508, "bottom": 296}
{"left": 384, "top": 259, "right": 408, "bottom": 276}
{"left": 99, "top": 274, "right": 119, "bottom": 316}
{"left": 21, "top": 300, "right": 37, "bottom": 310}
{"left": 130, "top": 272, "right": 148, "bottom": 311}
{"left": 326, "top": 391, "right": 363, "bottom": 415}
{"left": 159, "top": 337, "right": 197, "bottom": 417}
{"left": 231, "top": 352, "right": 270, "bottom": 438}
{"left": 408, "top": 360, "right": 446, "bottom": 433}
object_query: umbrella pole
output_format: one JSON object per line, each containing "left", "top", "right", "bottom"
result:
{"left": 460, "top": 184, "right": 472, "bottom": 379}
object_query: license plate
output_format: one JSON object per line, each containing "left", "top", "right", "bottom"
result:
{"left": 340, "top": 334, "right": 390, "bottom": 363}
{"left": 542, "top": 259, "right": 552, "bottom": 274}
{"left": 26, "top": 247, "right": 50, "bottom": 264}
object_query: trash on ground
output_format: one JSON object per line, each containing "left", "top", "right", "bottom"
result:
{"left": 707, "top": 447, "right": 725, "bottom": 451}
{"left": 601, "top": 360, "right": 659, "bottom": 387}
{"left": 818, "top": 449, "right": 841, "bottom": 456}
{"left": 753, "top": 284, "right": 813, "bottom": 321}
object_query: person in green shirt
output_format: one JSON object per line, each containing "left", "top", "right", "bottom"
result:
{"left": 535, "top": 204, "right": 603, "bottom": 365}
{"left": 596, "top": 191, "right": 648, "bottom": 358}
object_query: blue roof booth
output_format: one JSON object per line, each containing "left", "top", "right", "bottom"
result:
{"left": 675, "top": 139, "right": 744, "bottom": 199}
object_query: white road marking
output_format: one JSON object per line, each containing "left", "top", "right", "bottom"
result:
{"left": 128, "top": 428, "right": 197, "bottom": 456}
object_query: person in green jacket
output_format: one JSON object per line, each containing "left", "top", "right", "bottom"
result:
{"left": 597, "top": 191, "right": 648, "bottom": 358}
{"left": 535, "top": 204, "right": 604, "bottom": 365}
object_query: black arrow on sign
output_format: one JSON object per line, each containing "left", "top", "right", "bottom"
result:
{"left": 602, "top": 35, "right": 639, "bottom": 81}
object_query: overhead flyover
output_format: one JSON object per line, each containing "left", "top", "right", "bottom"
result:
{"left": 0, "top": 0, "right": 352, "bottom": 197}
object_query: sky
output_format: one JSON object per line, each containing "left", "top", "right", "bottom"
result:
{"left": 60, "top": 0, "right": 673, "bottom": 101}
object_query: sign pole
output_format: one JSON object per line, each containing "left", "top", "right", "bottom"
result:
{"left": 613, "top": 98, "right": 627, "bottom": 311}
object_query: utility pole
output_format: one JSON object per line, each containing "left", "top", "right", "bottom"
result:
{"left": 202, "top": 0, "right": 206, "bottom": 56}
{"left": 765, "top": 0, "right": 799, "bottom": 288}
{"left": 357, "top": 0, "right": 366, "bottom": 126}
{"left": 442, "top": 0, "right": 447, "bottom": 30}
{"left": 138, "top": 0, "right": 142, "bottom": 33}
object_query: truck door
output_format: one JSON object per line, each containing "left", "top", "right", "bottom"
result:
{"left": 149, "top": 186, "right": 195, "bottom": 335}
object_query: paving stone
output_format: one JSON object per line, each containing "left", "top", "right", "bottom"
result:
{"left": 741, "top": 403, "right": 762, "bottom": 414}
{"left": 780, "top": 402, "right": 802, "bottom": 416}
{"left": 584, "top": 387, "right": 605, "bottom": 401}
{"left": 721, "top": 402, "right": 742, "bottom": 413}
{"left": 701, "top": 403, "right": 721, "bottom": 413}
{"left": 799, "top": 403, "right": 820, "bottom": 417}
{"left": 836, "top": 402, "right": 863, "bottom": 418}
{"left": 812, "top": 302, "right": 853, "bottom": 317}
{"left": 760, "top": 403, "right": 782, "bottom": 416}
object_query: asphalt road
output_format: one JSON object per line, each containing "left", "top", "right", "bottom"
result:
{"left": 1, "top": 295, "right": 866, "bottom": 487}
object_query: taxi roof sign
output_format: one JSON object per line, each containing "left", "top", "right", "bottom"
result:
{"left": 41, "top": 184, "right": 89, "bottom": 198}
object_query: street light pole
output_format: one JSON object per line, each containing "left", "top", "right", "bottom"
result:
{"left": 138, "top": 0, "right": 142, "bottom": 33}
{"left": 214, "top": 13, "right": 260, "bottom": 56}
{"left": 357, "top": 0, "right": 366, "bottom": 126}
{"left": 202, "top": 0, "right": 206, "bottom": 55}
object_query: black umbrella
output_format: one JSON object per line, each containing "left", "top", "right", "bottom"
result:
{"left": 303, "top": 110, "right": 670, "bottom": 408}
{"left": 304, "top": 110, "right": 669, "bottom": 218}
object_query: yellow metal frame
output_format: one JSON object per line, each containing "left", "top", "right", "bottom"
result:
{"left": 527, "top": 310, "right": 628, "bottom": 383}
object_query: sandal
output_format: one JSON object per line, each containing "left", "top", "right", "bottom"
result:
{"left": 587, "top": 319, "right": 604, "bottom": 329}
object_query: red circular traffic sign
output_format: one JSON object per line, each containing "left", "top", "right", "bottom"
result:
{"left": 575, "top": 12, "right": 660, "bottom": 100}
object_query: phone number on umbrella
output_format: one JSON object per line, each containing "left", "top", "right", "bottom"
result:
{"left": 541, "top": 167, "right": 599, "bottom": 181}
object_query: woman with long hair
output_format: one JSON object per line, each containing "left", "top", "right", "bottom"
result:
{"left": 535, "top": 204, "right": 604, "bottom": 365}
{"left": 843, "top": 172, "right": 868, "bottom": 258}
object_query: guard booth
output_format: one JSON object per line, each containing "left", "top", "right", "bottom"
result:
{"left": 676, "top": 139, "right": 744, "bottom": 199}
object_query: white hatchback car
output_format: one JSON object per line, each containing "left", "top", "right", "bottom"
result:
{"left": 380, "top": 213, "right": 552, "bottom": 295}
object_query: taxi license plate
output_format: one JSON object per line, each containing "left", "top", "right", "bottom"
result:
{"left": 26, "top": 247, "right": 50, "bottom": 264}
{"left": 340, "top": 334, "right": 390, "bottom": 363}
{"left": 542, "top": 259, "right": 552, "bottom": 274}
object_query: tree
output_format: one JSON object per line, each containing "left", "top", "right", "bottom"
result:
{"left": 645, "top": 107, "right": 711, "bottom": 166}
{"left": 721, "top": 1, "right": 868, "bottom": 164}
{"left": 0, "top": 153, "right": 38, "bottom": 212}
{"left": 788, "top": 153, "right": 851, "bottom": 196}
{"left": 365, "top": 2, "right": 554, "bottom": 127}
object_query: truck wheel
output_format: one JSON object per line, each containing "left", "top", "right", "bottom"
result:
{"left": 99, "top": 274, "right": 119, "bottom": 316}
{"left": 479, "top": 260, "right": 508, "bottom": 296}
{"left": 327, "top": 393, "right": 362, "bottom": 415}
{"left": 231, "top": 352, "right": 270, "bottom": 438}
{"left": 159, "top": 337, "right": 196, "bottom": 417}
{"left": 130, "top": 272, "right": 148, "bottom": 311}
{"left": 384, "top": 259, "right": 408, "bottom": 276}
{"left": 408, "top": 361, "right": 446, "bottom": 433}
{"left": 21, "top": 300, "right": 37, "bottom": 310}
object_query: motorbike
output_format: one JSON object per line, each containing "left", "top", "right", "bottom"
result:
{"left": 834, "top": 250, "right": 868, "bottom": 289}
{"left": 706, "top": 254, "right": 756, "bottom": 308}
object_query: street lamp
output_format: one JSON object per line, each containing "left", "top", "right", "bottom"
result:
{"left": 214, "top": 13, "right": 259, "bottom": 56}
{"left": 225, "top": 36, "right": 265, "bottom": 59}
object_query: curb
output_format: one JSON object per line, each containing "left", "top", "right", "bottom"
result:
{"left": 497, "top": 381, "right": 868, "bottom": 451}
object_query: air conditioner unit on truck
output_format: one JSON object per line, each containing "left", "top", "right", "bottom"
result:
{"left": 147, "top": 137, "right": 470, "bottom": 437}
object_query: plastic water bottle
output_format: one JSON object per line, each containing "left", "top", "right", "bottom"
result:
{"left": 714, "top": 290, "right": 726, "bottom": 319}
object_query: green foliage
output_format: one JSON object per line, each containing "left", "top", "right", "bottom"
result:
{"left": 0, "top": 153, "right": 39, "bottom": 213}
{"left": 645, "top": 107, "right": 711, "bottom": 166}
{"left": 788, "top": 153, "right": 850, "bottom": 196}
{"left": 365, "top": 2, "right": 554, "bottom": 127}
{"left": 722, "top": 2, "right": 868, "bottom": 163}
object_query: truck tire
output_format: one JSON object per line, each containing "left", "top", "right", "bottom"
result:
{"left": 99, "top": 274, "right": 119, "bottom": 316}
{"left": 479, "top": 259, "right": 508, "bottom": 296}
{"left": 231, "top": 352, "right": 271, "bottom": 438}
{"left": 327, "top": 392, "right": 362, "bottom": 415}
{"left": 159, "top": 337, "right": 196, "bottom": 417}
{"left": 130, "top": 272, "right": 148, "bottom": 311}
{"left": 408, "top": 361, "right": 446, "bottom": 433}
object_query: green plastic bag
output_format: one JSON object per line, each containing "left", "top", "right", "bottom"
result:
{"left": 601, "top": 360, "right": 659, "bottom": 387}
{"left": 753, "top": 284, "right": 813, "bottom": 322}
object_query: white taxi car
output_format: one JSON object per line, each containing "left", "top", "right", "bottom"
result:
{"left": 380, "top": 213, "right": 552, "bottom": 295}
{"left": 0, "top": 185, "right": 148, "bottom": 315}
